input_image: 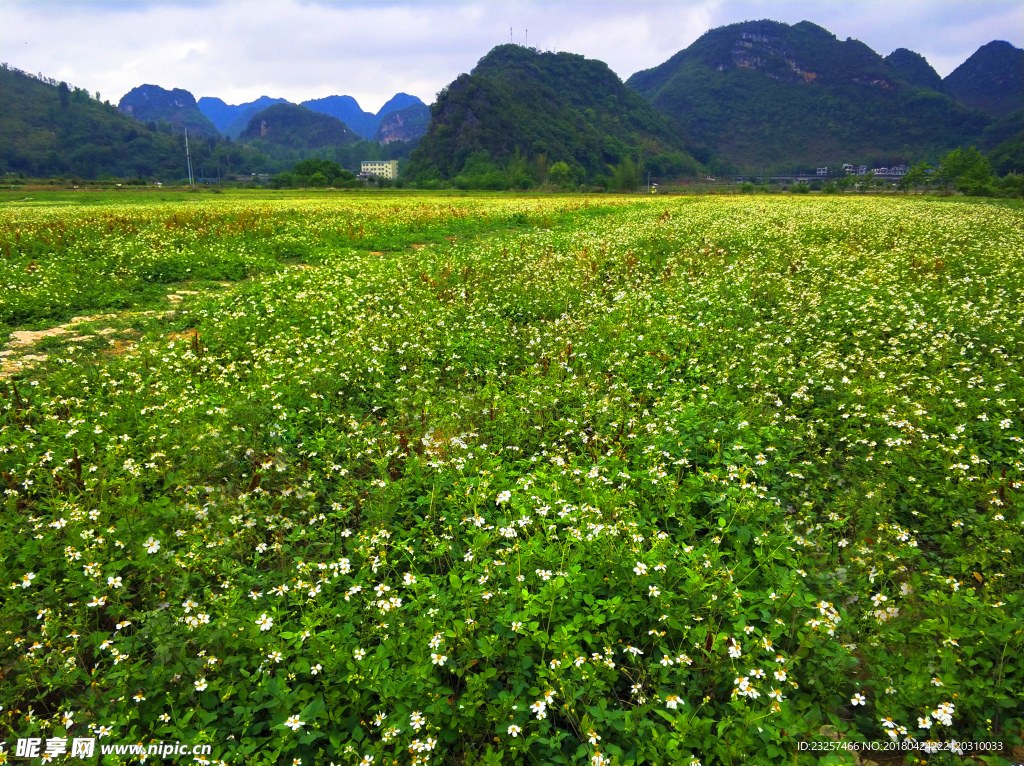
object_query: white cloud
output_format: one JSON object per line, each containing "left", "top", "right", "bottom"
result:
{"left": 1, "top": 0, "right": 1020, "bottom": 109}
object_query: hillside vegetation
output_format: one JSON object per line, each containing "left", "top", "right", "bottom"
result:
{"left": 237, "top": 103, "right": 361, "bottom": 150}
{"left": 0, "top": 65, "right": 190, "bottom": 179}
{"left": 943, "top": 41, "right": 1024, "bottom": 118}
{"left": 626, "top": 20, "right": 992, "bottom": 172}
{"left": 407, "top": 45, "right": 701, "bottom": 186}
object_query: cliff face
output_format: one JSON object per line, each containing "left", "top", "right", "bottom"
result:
{"left": 118, "top": 84, "right": 219, "bottom": 138}
{"left": 374, "top": 103, "right": 430, "bottom": 144}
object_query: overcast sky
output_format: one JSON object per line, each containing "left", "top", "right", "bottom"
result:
{"left": 2, "top": 1, "right": 1021, "bottom": 113}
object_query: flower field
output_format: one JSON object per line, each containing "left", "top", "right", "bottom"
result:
{"left": 1, "top": 193, "right": 1022, "bottom": 765}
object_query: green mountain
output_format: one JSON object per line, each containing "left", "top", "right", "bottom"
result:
{"left": 626, "top": 20, "right": 991, "bottom": 172}
{"left": 943, "top": 40, "right": 1024, "bottom": 118}
{"left": 117, "top": 84, "right": 220, "bottom": 139}
{"left": 884, "top": 48, "right": 944, "bottom": 91}
{"left": 0, "top": 64, "right": 191, "bottom": 178}
{"left": 237, "top": 103, "right": 361, "bottom": 151}
{"left": 406, "top": 44, "right": 699, "bottom": 184}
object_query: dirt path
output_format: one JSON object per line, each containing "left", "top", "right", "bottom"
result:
{"left": 0, "top": 309, "right": 175, "bottom": 379}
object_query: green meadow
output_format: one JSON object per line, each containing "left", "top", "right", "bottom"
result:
{"left": 1, "top": 192, "right": 1021, "bottom": 765}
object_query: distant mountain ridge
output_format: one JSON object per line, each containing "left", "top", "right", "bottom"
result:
{"left": 626, "top": 20, "right": 993, "bottom": 171}
{"left": 195, "top": 91, "right": 427, "bottom": 141}
{"left": 198, "top": 96, "right": 289, "bottom": 138}
{"left": 5, "top": 22, "right": 1021, "bottom": 183}
{"left": 300, "top": 92, "right": 425, "bottom": 139}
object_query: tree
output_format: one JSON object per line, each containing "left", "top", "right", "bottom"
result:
{"left": 293, "top": 158, "right": 343, "bottom": 179}
{"left": 506, "top": 147, "right": 533, "bottom": 190}
{"left": 548, "top": 161, "right": 572, "bottom": 187}
{"left": 937, "top": 147, "right": 992, "bottom": 196}
{"left": 898, "top": 161, "right": 931, "bottom": 193}
{"left": 611, "top": 157, "right": 640, "bottom": 191}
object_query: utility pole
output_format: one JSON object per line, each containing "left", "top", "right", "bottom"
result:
{"left": 184, "top": 128, "right": 194, "bottom": 189}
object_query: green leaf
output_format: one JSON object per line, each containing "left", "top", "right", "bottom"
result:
{"left": 299, "top": 695, "right": 326, "bottom": 721}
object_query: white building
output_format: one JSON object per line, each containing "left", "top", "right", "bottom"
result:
{"left": 360, "top": 160, "right": 399, "bottom": 179}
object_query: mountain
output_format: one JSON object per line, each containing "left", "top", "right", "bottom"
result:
{"left": 198, "top": 95, "right": 290, "bottom": 138}
{"left": 374, "top": 103, "right": 430, "bottom": 144}
{"left": 376, "top": 92, "right": 423, "bottom": 117}
{"left": 117, "top": 84, "right": 219, "bottom": 139}
{"left": 300, "top": 95, "right": 374, "bottom": 137}
{"left": 237, "top": 103, "right": 360, "bottom": 149}
{"left": 301, "top": 92, "right": 426, "bottom": 140}
{"left": 943, "top": 40, "right": 1023, "bottom": 118}
{"left": 0, "top": 64, "right": 191, "bottom": 178}
{"left": 407, "top": 44, "right": 699, "bottom": 183}
{"left": 626, "top": 20, "right": 991, "bottom": 171}
{"left": 884, "top": 48, "right": 944, "bottom": 91}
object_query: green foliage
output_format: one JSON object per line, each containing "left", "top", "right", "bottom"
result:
{"left": 897, "top": 161, "right": 932, "bottom": 192}
{"left": 981, "top": 110, "right": 1024, "bottom": 176}
{"left": 610, "top": 157, "right": 640, "bottom": 191}
{"left": 2, "top": 194, "right": 1023, "bottom": 765}
{"left": 547, "top": 161, "right": 572, "bottom": 188}
{"left": 933, "top": 146, "right": 1021, "bottom": 198}
{"left": 292, "top": 158, "right": 344, "bottom": 179}
{"left": 937, "top": 146, "right": 990, "bottom": 195}
{"left": 407, "top": 44, "right": 701, "bottom": 183}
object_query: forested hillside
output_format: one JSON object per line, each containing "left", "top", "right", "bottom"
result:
{"left": 626, "top": 20, "right": 992, "bottom": 173}
{"left": 407, "top": 44, "right": 701, "bottom": 186}
{"left": 0, "top": 65, "right": 191, "bottom": 178}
